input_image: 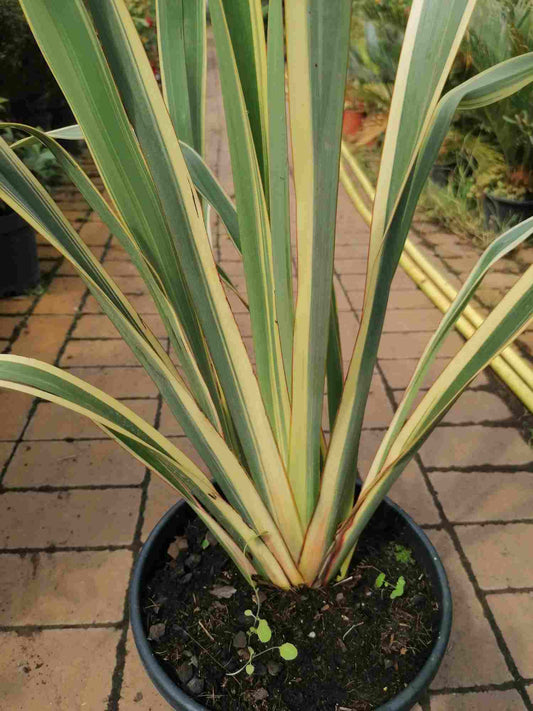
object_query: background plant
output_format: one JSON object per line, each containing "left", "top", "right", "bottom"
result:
{"left": 0, "top": 0, "right": 532, "bottom": 593}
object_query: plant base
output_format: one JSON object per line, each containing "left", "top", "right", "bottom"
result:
{"left": 131, "top": 497, "right": 452, "bottom": 711}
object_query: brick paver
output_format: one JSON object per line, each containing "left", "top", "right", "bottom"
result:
{"left": 0, "top": 34, "right": 532, "bottom": 711}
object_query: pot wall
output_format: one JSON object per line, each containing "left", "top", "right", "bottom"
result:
{"left": 130, "top": 497, "right": 452, "bottom": 711}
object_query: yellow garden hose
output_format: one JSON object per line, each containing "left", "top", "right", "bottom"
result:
{"left": 339, "top": 145, "right": 533, "bottom": 413}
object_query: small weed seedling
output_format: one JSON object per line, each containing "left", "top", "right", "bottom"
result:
{"left": 394, "top": 544, "right": 414, "bottom": 565}
{"left": 375, "top": 572, "right": 406, "bottom": 600}
{"left": 227, "top": 592, "right": 298, "bottom": 677}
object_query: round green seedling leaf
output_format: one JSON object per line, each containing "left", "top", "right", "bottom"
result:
{"left": 245, "top": 663, "right": 255, "bottom": 675}
{"left": 279, "top": 643, "right": 298, "bottom": 660}
{"left": 257, "top": 618, "right": 272, "bottom": 643}
{"left": 244, "top": 609, "right": 253, "bottom": 617}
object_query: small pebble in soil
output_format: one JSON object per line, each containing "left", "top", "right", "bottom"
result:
{"left": 232, "top": 631, "right": 247, "bottom": 649}
{"left": 176, "top": 662, "right": 194, "bottom": 685}
{"left": 185, "top": 553, "right": 202, "bottom": 569}
{"left": 186, "top": 676, "right": 205, "bottom": 696}
{"left": 147, "top": 623, "right": 165, "bottom": 641}
{"left": 267, "top": 660, "right": 281, "bottom": 676}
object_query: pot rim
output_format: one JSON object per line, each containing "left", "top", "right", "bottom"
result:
{"left": 484, "top": 191, "right": 533, "bottom": 208}
{"left": 130, "top": 497, "right": 452, "bottom": 711}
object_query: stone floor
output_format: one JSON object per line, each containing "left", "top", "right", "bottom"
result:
{"left": 1, "top": 44, "right": 533, "bottom": 711}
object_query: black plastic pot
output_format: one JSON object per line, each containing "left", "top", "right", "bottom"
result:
{"left": 0, "top": 210, "right": 40, "bottom": 297}
{"left": 130, "top": 496, "right": 452, "bottom": 711}
{"left": 483, "top": 192, "right": 533, "bottom": 231}
{"left": 430, "top": 161, "right": 456, "bottom": 187}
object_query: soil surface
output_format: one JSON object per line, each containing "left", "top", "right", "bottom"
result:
{"left": 141, "top": 507, "right": 439, "bottom": 710}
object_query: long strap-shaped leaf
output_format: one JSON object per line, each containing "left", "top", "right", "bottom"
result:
{"left": 266, "top": 0, "right": 294, "bottom": 382}
{"left": 220, "top": 0, "right": 269, "bottom": 193}
{"left": 285, "top": 0, "right": 352, "bottom": 525}
{"left": 367, "top": 215, "right": 533, "bottom": 484}
{"left": 157, "top": 0, "right": 206, "bottom": 155}
{"left": 17, "top": 0, "right": 224, "bottom": 443}
{"left": 299, "top": 0, "right": 478, "bottom": 581}
{"left": 0, "top": 356, "right": 291, "bottom": 588}
{"left": 210, "top": 0, "right": 291, "bottom": 460}
{"left": 4, "top": 122, "right": 222, "bottom": 431}
{"left": 319, "top": 265, "right": 533, "bottom": 584}
{"left": 24, "top": 0, "right": 302, "bottom": 554}
{"left": 0, "top": 137, "right": 302, "bottom": 585}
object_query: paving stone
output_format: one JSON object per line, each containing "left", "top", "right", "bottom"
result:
{"left": 65, "top": 366, "right": 159, "bottom": 399}
{"left": 430, "top": 471, "right": 533, "bottom": 523}
{"left": 345, "top": 288, "right": 365, "bottom": 309}
{"left": 489, "top": 593, "right": 533, "bottom": 678}
{"left": 0, "top": 550, "right": 132, "bottom": 624}
{"left": 78, "top": 220, "right": 110, "bottom": 246}
{"left": 72, "top": 314, "right": 121, "bottom": 338}
{"left": 0, "top": 627, "right": 120, "bottom": 710}
{"left": 0, "top": 489, "right": 141, "bottom": 548}
{"left": 10, "top": 315, "right": 71, "bottom": 362}
{"left": 387, "top": 289, "right": 436, "bottom": 309}
{"left": 360, "top": 378, "right": 395, "bottom": 429}
{"left": 60, "top": 339, "right": 140, "bottom": 366}
{"left": 358, "top": 430, "right": 440, "bottom": 525}
{"left": 0, "top": 390, "right": 35, "bottom": 441}
{"left": 120, "top": 630, "right": 171, "bottom": 710}
{"left": 100, "top": 259, "right": 140, "bottom": 276}
{"left": 24, "top": 399, "right": 158, "bottom": 440}
{"left": 430, "top": 690, "right": 525, "bottom": 710}
{"left": 379, "top": 331, "right": 463, "bottom": 359}
{"left": 142, "top": 475, "right": 182, "bottom": 541}
{"left": 382, "top": 308, "right": 443, "bottom": 332}
{"left": 378, "top": 357, "right": 452, "bottom": 390}
{"left": 335, "top": 258, "right": 369, "bottom": 275}
{"left": 0, "top": 315, "right": 21, "bottom": 339}
{"left": 3, "top": 439, "right": 146, "bottom": 487}
{"left": 0, "top": 296, "right": 34, "bottom": 315}
{"left": 158, "top": 404, "right": 185, "bottom": 437}
{"left": 420, "top": 427, "right": 532, "bottom": 469}
{"left": 443, "top": 391, "right": 512, "bottom": 424}
{"left": 33, "top": 278, "right": 86, "bottom": 315}
{"left": 429, "top": 530, "right": 510, "bottom": 688}
{"left": 338, "top": 310, "right": 358, "bottom": 358}
{"left": 111, "top": 276, "right": 150, "bottom": 295}
{"left": 0, "top": 442, "right": 14, "bottom": 471}
{"left": 456, "top": 523, "right": 533, "bottom": 590}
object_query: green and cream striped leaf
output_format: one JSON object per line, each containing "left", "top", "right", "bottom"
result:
{"left": 320, "top": 265, "right": 533, "bottom": 583}
{"left": 285, "top": 0, "right": 352, "bottom": 526}
{"left": 18, "top": 0, "right": 224, "bottom": 435}
{"left": 367, "top": 215, "right": 533, "bottom": 485}
{"left": 157, "top": 0, "right": 206, "bottom": 155}
{"left": 220, "top": 0, "right": 269, "bottom": 192}
{"left": 210, "top": 0, "right": 291, "bottom": 462}
{"left": 3, "top": 123, "right": 222, "bottom": 428}
{"left": 179, "top": 140, "right": 241, "bottom": 250}
{"left": 267, "top": 0, "right": 293, "bottom": 381}
{"left": 299, "top": 0, "right": 477, "bottom": 581}
{"left": 53, "top": 0, "right": 301, "bottom": 553}
{"left": 0, "top": 137, "right": 303, "bottom": 584}
{"left": 0, "top": 356, "right": 291, "bottom": 588}
{"left": 391, "top": 53, "right": 533, "bottom": 245}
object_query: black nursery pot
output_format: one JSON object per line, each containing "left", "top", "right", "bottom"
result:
{"left": 0, "top": 211, "right": 40, "bottom": 298}
{"left": 130, "top": 497, "right": 452, "bottom": 711}
{"left": 483, "top": 192, "right": 533, "bottom": 231}
{"left": 430, "top": 161, "right": 456, "bottom": 187}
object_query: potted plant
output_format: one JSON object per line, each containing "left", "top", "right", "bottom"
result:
{"left": 465, "top": 0, "right": 533, "bottom": 229}
{"left": 1, "top": 0, "right": 533, "bottom": 709}
{"left": 0, "top": 124, "right": 56, "bottom": 296}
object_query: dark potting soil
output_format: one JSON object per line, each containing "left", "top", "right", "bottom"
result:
{"left": 141, "top": 509, "right": 439, "bottom": 710}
